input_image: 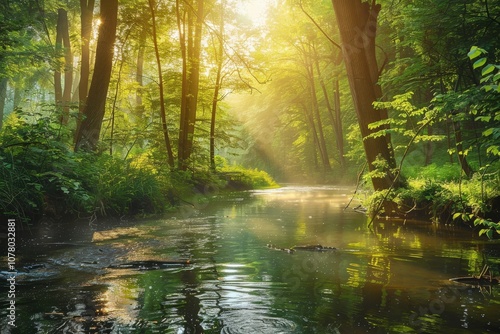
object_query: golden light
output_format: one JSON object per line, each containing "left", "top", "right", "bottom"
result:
{"left": 237, "top": 0, "right": 273, "bottom": 27}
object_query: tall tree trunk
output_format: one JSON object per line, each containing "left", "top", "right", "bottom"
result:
{"left": 210, "top": 1, "right": 225, "bottom": 172}
{"left": 331, "top": 0, "right": 399, "bottom": 191}
{"left": 149, "top": 0, "right": 175, "bottom": 167}
{"left": 76, "top": 0, "right": 95, "bottom": 136}
{"left": 313, "top": 45, "right": 345, "bottom": 168}
{"left": 54, "top": 9, "right": 63, "bottom": 109}
{"left": 74, "top": 0, "right": 118, "bottom": 151}
{"left": 0, "top": 78, "right": 7, "bottom": 130}
{"left": 177, "top": 0, "right": 204, "bottom": 170}
{"left": 54, "top": 8, "right": 73, "bottom": 125}
{"left": 301, "top": 102, "right": 322, "bottom": 172}
{"left": 135, "top": 27, "right": 147, "bottom": 115}
{"left": 303, "top": 42, "right": 330, "bottom": 172}
{"left": 308, "top": 65, "right": 331, "bottom": 172}
{"left": 333, "top": 79, "right": 346, "bottom": 167}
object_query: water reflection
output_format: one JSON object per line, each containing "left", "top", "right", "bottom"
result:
{"left": 1, "top": 185, "right": 500, "bottom": 333}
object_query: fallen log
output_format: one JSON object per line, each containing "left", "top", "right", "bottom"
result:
{"left": 450, "top": 265, "right": 499, "bottom": 286}
{"left": 108, "top": 260, "right": 190, "bottom": 270}
{"left": 267, "top": 244, "right": 336, "bottom": 253}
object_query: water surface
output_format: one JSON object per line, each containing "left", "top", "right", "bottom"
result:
{"left": 1, "top": 185, "right": 500, "bottom": 333}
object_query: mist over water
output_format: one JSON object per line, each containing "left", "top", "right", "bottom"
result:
{"left": 1, "top": 186, "right": 499, "bottom": 333}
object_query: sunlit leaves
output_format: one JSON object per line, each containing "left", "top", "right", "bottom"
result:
{"left": 473, "top": 57, "right": 487, "bottom": 69}
{"left": 369, "top": 92, "right": 444, "bottom": 145}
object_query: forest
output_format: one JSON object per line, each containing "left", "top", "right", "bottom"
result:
{"left": 1, "top": 0, "right": 500, "bottom": 237}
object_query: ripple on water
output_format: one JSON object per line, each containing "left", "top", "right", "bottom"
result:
{"left": 220, "top": 316, "right": 297, "bottom": 334}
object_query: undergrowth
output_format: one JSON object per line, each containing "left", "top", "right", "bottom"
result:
{"left": 0, "top": 110, "right": 278, "bottom": 224}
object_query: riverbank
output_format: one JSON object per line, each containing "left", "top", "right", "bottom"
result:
{"left": 0, "top": 144, "right": 278, "bottom": 225}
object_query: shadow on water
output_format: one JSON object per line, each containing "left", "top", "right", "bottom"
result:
{"left": 1, "top": 185, "right": 500, "bottom": 333}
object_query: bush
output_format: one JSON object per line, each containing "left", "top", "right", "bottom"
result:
{"left": 218, "top": 157, "right": 279, "bottom": 190}
{"left": 0, "top": 109, "right": 171, "bottom": 223}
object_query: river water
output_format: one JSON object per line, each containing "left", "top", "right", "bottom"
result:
{"left": 1, "top": 185, "right": 500, "bottom": 333}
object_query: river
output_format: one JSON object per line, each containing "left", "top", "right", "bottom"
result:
{"left": 1, "top": 185, "right": 500, "bottom": 333}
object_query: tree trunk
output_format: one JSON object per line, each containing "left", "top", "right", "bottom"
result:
{"left": 54, "top": 8, "right": 73, "bottom": 125}
{"left": 333, "top": 80, "right": 346, "bottom": 167}
{"left": 54, "top": 9, "right": 63, "bottom": 110}
{"left": 301, "top": 102, "right": 322, "bottom": 172}
{"left": 303, "top": 42, "right": 330, "bottom": 172}
{"left": 331, "top": 0, "right": 399, "bottom": 191}
{"left": 76, "top": 0, "right": 95, "bottom": 135}
{"left": 308, "top": 64, "right": 331, "bottom": 172}
{"left": 177, "top": 0, "right": 204, "bottom": 170}
{"left": 74, "top": 0, "right": 118, "bottom": 151}
{"left": 0, "top": 78, "right": 7, "bottom": 130}
{"left": 313, "top": 45, "right": 345, "bottom": 168}
{"left": 135, "top": 27, "right": 146, "bottom": 115}
{"left": 149, "top": 0, "right": 175, "bottom": 167}
{"left": 210, "top": 1, "right": 225, "bottom": 172}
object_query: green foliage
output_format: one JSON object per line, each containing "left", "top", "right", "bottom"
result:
{"left": 218, "top": 157, "right": 279, "bottom": 190}
{"left": 404, "top": 163, "right": 461, "bottom": 182}
{"left": 0, "top": 109, "right": 172, "bottom": 222}
{"left": 371, "top": 92, "right": 445, "bottom": 151}
{"left": 0, "top": 109, "right": 93, "bottom": 221}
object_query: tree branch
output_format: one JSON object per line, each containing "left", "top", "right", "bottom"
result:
{"left": 298, "top": 0, "right": 341, "bottom": 50}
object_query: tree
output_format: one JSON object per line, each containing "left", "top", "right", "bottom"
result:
{"left": 176, "top": 0, "right": 205, "bottom": 170}
{"left": 78, "top": 0, "right": 95, "bottom": 116}
{"left": 209, "top": 1, "right": 225, "bottom": 171}
{"left": 149, "top": 0, "right": 175, "bottom": 167}
{"left": 54, "top": 7, "right": 73, "bottom": 124}
{"left": 331, "top": 0, "right": 399, "bottom": 191}
{"left": 74, "top": 0, "right": 118, "bottom": 151}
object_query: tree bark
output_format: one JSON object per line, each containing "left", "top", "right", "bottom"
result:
{"left": 331, "top": 0, "right": 399, "bottom": 191}
{"left": 76, "top": 0, "right": 95, "bottom": 133}
{"left": 74, "top": 0, "right": 118, "bottom": 151}
{"left": 333, "top": 80, "right": 346, "bottom": 167}
{"left": 54, "top": 8, "right": 73, "bottom": 125}
{"left": 210, "top": 1, "right": 225, "bottom": 172}
{"left": 149, "top": 0, "right": 175, "bottom": 167}
{"left": 0, "top": 78, "right": 7, "bottom": 130}
{"left": 135, "top": 26, "right": 146, "bottom": 115}
{"left": 177, "top": 0, "right": 204, "bottom": 170}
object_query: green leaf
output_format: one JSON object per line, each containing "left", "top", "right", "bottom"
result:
{"left": 476, "top": 116, "right": 491, "bottom": 122}
{"left": 480, "top": 74, "right": 492, "bottom": 84}
{"left": 467, "top": 46, "right": 482, "bottom": 60}
{"left": 486, "top": 145, "right": 500, "bottom": 156}
{"left": 483, "top": 128, "right": 494, "bottom": 136}
{"left": 486, "top": 229, "right": 494, "bottom": 240}
{"left": 473, "top": 57, "right": 487, "bottom": 69}
{"left": 61, "top": 186, "right": 69, "bottom": 194}
{"left": 452, "top": 212, "right": 461, "bottom": 220}
{"left": 482, "top": 64, "right": 495, "bottom": 76}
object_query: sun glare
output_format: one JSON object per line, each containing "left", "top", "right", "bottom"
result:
{"left": 237, "top": 0, "right": 273, "bottom": 27}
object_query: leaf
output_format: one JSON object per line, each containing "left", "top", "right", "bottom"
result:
{"left": 482, "top": 64, "right": 495, "bottom": 76}
{"left": 61, "top": 186, "right": 69, "bottom": 194}
{"left": 452, "top": 212, "right": 461, "bottom": 220}
{"left": 480, "top": 74, "right": 492, "bottom": 84}
{"left": 486, "top": 145, "right": 500, "bottom": 156}
{"left": 483, "top": 128, "right": 494, "bottom": 136}
{"left": 467, "top": 46, "right": 482, "bottom": 60}
{"left": 479, "top": 229, "right": 488, "bottom": 236}
{"left": 473, "top": 57, "right": 487, "bottom": 69}
{"left": 475, "top": 116, "right": 491, "bottom": 122}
